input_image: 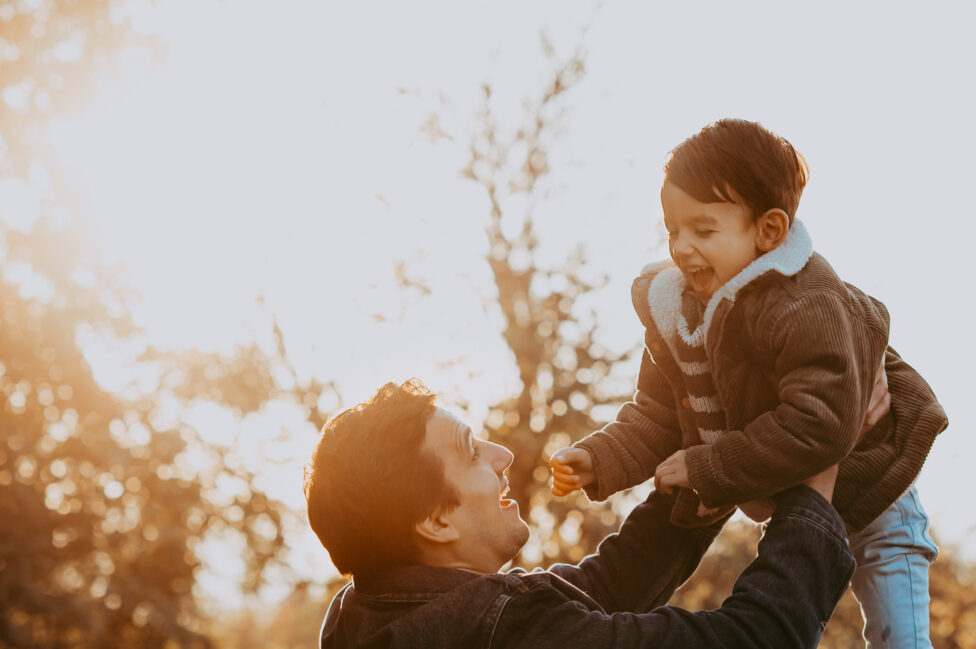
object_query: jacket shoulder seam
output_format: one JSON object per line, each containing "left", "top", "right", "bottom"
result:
{"left": 485, "top": 592, "right": 514, "bottom": 649}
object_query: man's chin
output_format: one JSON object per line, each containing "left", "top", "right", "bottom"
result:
{"left": 513, "top": 519, "right": 530, "bottom": 550}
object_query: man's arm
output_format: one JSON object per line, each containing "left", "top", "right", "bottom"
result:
{"left": 549, "top": 487, "right": 725, "bottom": 613}
{"left": 573, "top": 349, "right": 683, "bottom": 501}
{"left": 494, "top": 482, "right": 855, "bottom": 649}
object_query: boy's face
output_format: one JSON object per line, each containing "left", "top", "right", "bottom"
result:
{"left": 661, "top": 181, "right": 762, "bottom": 303}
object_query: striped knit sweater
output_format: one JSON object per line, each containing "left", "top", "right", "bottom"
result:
{"left": 674, "top": 292, "right": 725, "bottom": 445}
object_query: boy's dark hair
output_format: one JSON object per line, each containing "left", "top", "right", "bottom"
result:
{"left": 664, "top": 119, "right": 809, "bottom": 222}
{"left": 304, "top": 379, "right": 459, "bottom": 577}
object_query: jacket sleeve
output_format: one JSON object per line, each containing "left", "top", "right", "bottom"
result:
{"left": 492, "top": 486, "right": 855, "bottom": 649}
{"left": 686, "top": 290, "right": 887, "bottom": 507}
{"left": 548, "top": 489, "right": 724, "bottom": 614}
{"left": 574, "top": 348, "right": 683, "bottom": 501}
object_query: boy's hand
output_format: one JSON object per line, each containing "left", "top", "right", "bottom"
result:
{"left": 653, "top": 449, "right": 692, "bottom": 494}
{"left": 549, "top": 447, "right": 595, "bottom": 496}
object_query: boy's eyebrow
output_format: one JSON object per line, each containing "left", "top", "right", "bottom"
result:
{"left": 664, "top": 214, "right": 719, "bottom": 229}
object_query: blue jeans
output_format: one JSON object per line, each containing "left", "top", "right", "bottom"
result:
{"left": 848, "top": 485, "right": 938, "bottom": 649}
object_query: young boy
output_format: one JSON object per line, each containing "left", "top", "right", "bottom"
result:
{"left": 550, "top": 119, "right": 947, "bottom": 648}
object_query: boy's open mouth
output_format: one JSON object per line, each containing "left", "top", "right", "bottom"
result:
{"left": 685, "top": 267, "right": 714, "bottom": 294}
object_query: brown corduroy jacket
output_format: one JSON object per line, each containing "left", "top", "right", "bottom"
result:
{"left": 576, "top": 221, "right": 947, "bottom": 532}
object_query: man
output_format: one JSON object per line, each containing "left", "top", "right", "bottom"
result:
{"left": 305, "top": 379, "right": 855, "bottom": 648}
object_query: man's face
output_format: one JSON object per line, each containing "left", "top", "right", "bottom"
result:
{"left": 661, "top": 181, "right": 761, "bottom": 303}
{"left": 423, "top": 408, "right": 529, "bottom": 573}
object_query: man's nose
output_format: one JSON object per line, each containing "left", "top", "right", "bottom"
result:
{"left": 488, "top": 441, "right": 515, "bottom": 472}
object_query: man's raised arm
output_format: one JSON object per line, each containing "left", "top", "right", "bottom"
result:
{"left": 496, "top": 471, "right": 854, "bottom": 649}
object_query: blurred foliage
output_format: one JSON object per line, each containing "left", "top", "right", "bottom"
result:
{"left": 206, "top": 577, "right": 348, "bottom": 649}
{"left": 0, "top": 1, "right": 338, "bottom": 647}
{"left": 0, "top": 0, "right": 162, "bottom": 178}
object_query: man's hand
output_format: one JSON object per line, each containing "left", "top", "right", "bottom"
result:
{"left": 741, "top": 463, "right": 840, "bottom": 521}
{"left": 653, "top": 449, "right": 692, "bottom": 495}
{"left": 549, "top": 447, "right": 595, "bottom": 497}
{"left": 801, "top": 463, "right": 839, "bottom": 503}
{"left": 739, "top": 499, "right": 776, "bottom": 522}
{"left": 860, "top": 360, "right": 891, "bottom": 438}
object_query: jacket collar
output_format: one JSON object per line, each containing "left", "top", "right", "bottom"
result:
{"left": 642, "top": 219, "right": 814, "bottom": 341}
{"left": 321, "top": 566, "right": 481, "bottom": 645}
{"left": 352, "top": 564, "right": 482, "bottom": 598}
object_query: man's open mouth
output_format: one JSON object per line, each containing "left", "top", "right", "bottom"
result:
{"left": 500, "top": 483, "right": 515, "bottom": 508}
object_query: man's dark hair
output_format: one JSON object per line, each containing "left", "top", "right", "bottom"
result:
{"left": 664, "top": 118, "right": 809, "bottom": 223}
{"left": 304, "top": 379, "right": 459, "bottom": 577}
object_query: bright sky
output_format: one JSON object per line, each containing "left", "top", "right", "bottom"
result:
{"left": 33, "top": 0, "right": 976, "bottom": 601}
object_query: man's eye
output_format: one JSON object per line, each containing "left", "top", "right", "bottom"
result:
{"left": 695, "top": 229, "right": 714, "bottom": 237}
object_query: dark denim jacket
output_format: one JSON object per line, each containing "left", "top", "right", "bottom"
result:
{"left": 320, "top": 486, "right": 854, "bottom": 649}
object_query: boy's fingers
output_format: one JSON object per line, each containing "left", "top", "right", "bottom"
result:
{"left": 553, "top": 448, "right": 585, "bottom": 463}
{"left": 552, "top": 481, "right": 580, "bottom": 493}
{"left": 653, "top": 474, "right": 673, "bottom": 494}
{"left": 552, "top": 476, "right": 580, "bottom": 490}
{"left": 550, "top": 464, "right": 576, "bottom": 477}
{"left": 550, "top": 482, "right": 575, "bottom": 496}
{"left": 550, "top": 459, "right": 577, "bottom": 474}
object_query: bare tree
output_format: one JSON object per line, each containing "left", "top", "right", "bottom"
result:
{"left": 455, "top": 48, "right": 639, "bottom": 566}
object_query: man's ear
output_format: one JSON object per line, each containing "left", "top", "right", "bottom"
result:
{"left": 755, "top": 209, "right": 790, "bottom": 253}
{"left": 414, "top": 507, "right": 459, "bottom": 545}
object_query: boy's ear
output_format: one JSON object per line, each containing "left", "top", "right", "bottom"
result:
{"left": 414, "top": 507, "right": 459, "bottom": 545}
{"left": 755, "top": 209, "right": 790, "bottom": 253}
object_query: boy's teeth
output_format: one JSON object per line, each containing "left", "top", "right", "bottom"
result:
{"left": 686, "top": 268, "right": 712, "bottom": 290}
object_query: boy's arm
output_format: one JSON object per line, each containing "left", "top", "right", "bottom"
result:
{"left": 685, "top": 291, "right": 886, "bottom": 507}
{"left": 574, "top": 348, "right": 683, "bottom": 501}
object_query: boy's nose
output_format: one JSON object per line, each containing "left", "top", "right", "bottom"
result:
{"left": 670, "top": 237, "right": 692, "bottom": 258}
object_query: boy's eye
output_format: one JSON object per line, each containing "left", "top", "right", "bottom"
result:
{"left": 472, "top": 445, "right": 480, "bottom": 460}
{"left": 695, "top": 229, "right": 715, "bottom": 237}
